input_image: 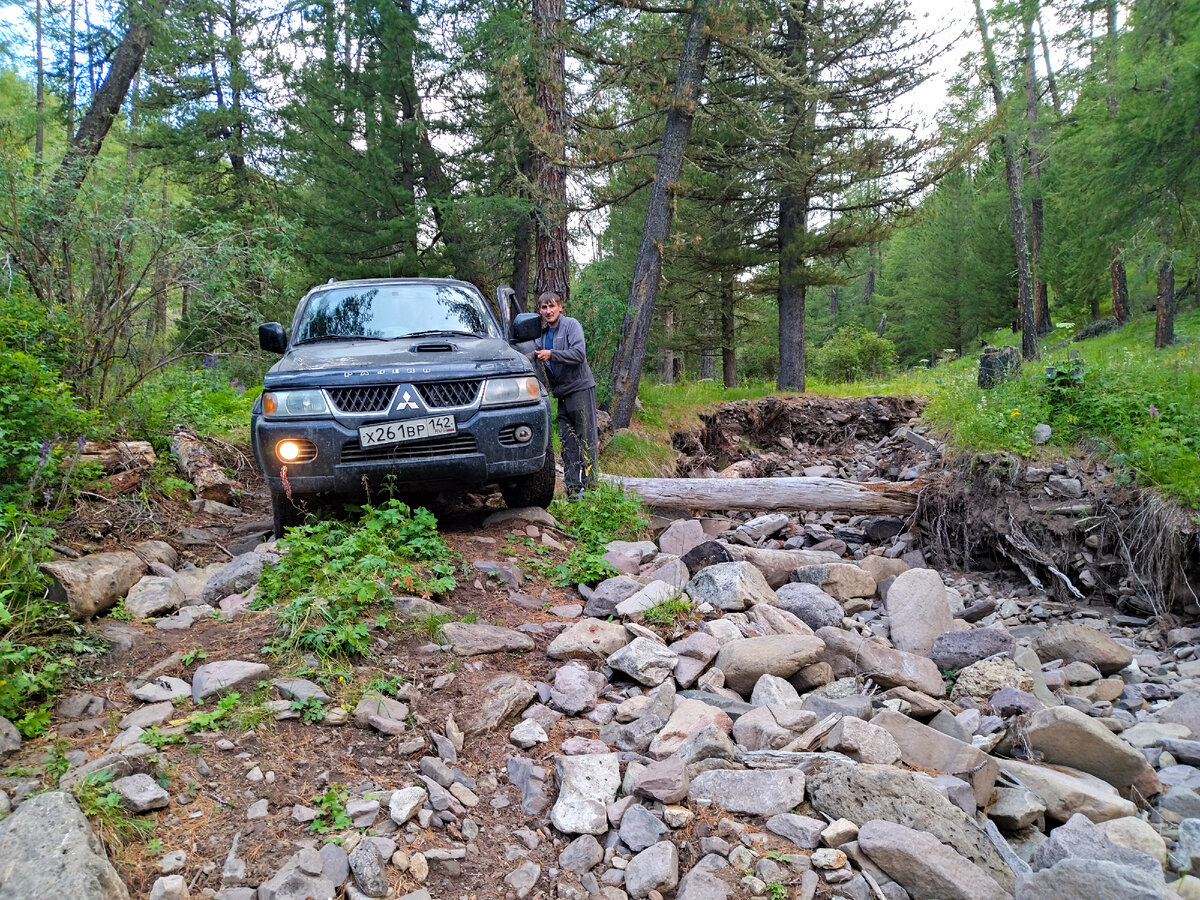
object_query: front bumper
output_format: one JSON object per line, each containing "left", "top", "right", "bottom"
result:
{"left": 253, "top": 402, "right": 551, "bottom": 497}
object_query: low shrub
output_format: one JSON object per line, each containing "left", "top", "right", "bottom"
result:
{"left": 809, "top": 323, "right": 898, "bottom": 383}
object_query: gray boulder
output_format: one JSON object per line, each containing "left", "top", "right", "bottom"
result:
{"left": 1031, "top": 623, "right": 1132, "bottom": 675}
{"left": 191, "top": 660, "right": 270, "bottom": 702}
{"left": 461, "top": 674, "right": 537, "bottom": 735}
{"left": 113, "top": 773, "right": 170, "bottom": 813}
{"left": 774, "top": 582, "right": 844, "bottom": 631}
{"left": 200, "top": 551, "right": 274, "bottom": 604}
{"left": 547, "top": 619, "right": 629, "bottom": 660}
{"left": 0, "top": 791, "right": 129, "bottom": 900}
{"left": 607, "top": 637, "right": 678, "bottom": 687}
{"left": 687, "top": 768, "right": 806, "bottom": 816}
{"left": 623, "top": 841, "right": 679, "bottom": 899}
{"left": 125, "top": 575, "right": 185, "bottom": 618}
{"left": 1015, "top": 858, "right": 1166, "bottom": 899}
{"left": 440, "top": 622, "right": 535, "bottom": 655}
{"left": 857, "top": 819, "right": 1011, "bottom": 900}
{"left": 257, "top": 846, "right": 336, "bottom": 900}
{"left": 930, "top": 628, "right": 1016, "bottom": 671}
{"left": 685, "top": 561, "right": 777, "bottom": 611}
{"left": 884, "top": 568, "right": 953, "bottom": 657}
{"left": 712, "top": 635, "right": 825, "bottom": 694}
{"left": 550, "top": 753, "right": 621, "bottom": 835}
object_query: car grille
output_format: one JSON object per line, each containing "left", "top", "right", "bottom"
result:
{"left": 417, "top": 380, "right": 482, "bottom": 408}
{"left": 327, "top": 385, "right": 396, "bottom": 414}
{"left": 340, "top": 434, "right": 478, "bottom": 463}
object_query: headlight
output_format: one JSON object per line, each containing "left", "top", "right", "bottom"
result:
{"left": 262, "top": 389, "right": 329, "bottom": 417}
{"left": 481, "top": 376, "right": 541, "bottom": 406}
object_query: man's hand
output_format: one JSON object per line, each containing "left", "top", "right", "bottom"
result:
{"left": 533, "top": 349, "right": 552, "bottom": 362}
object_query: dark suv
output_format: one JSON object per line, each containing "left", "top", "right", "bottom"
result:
{"left": 252, "top": 277, "right": 554, "bottom": 535}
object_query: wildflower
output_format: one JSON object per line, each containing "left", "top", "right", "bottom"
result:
{"left": 76, "top": 434, "right": 87, "bottom": 451}
{"left": 203, "top": 353, "right": 219, "bottom": 368}
{"left": 1150, "top": 406, "right": 1160, "bottom": 418}
{"left": 1011, "top": 409, "right": 1021, "bottom": 417}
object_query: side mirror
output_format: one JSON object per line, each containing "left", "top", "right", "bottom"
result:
{"left": 511, "top": 312, "right": 541, "bottom": 343}
{"left": 259, "top": 323, "right": 288, "bottom": 354}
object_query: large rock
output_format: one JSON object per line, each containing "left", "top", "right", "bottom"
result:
{"left": 616, "top": 580, "right": 680, "bottom": 617}
{"left": 1031, "top": 623, "right": 1133, "bottom": 675}
{"left": 550, "top": 753, "right": 621, "bottom": 835}
{"left": 550, "top": 664, "right": 601, "bottom": 715}
{"left": 731, "top": 705, "right": 815, "bottom": 751}
{"left": 685, "top": 562, "right": 777, "bottom": 611}
{"left": 884, "top": 568, "right": 953, "bottom": 657}
{"left": 687, "top": 768, "right": 806, "bottom": 817}
{"left": 200, "top": 551, "right": 273, "bottom": 604}
{"left": 191, "top": 660, "right": 270, "bottom": 702}
{"left": 353, "top": 692, "right": 409, "bottom": 728}
{"left": 816, "top": 627, "right": 945, "bottom": 697}
{"left": 624, "top": 842, "right": 680, "bottom": 899}
{"left": 774, "top": 583, "right": 844, "bottom": 631}
{"left": 461, "top": 674, "right": 537, "bottom": 735}
{"left": 0, "top": 791, "right": 129, "bottom": 899}
{"left": 658, "top": 519, "right": 707, "bottom": 557}
{"left": 857, "top": 819, "right": 1011, "bottom": 900}
{"left": 807, "top": 762, "right": 1015, "bottom": 892}
{"left": 441, "top": 622, "right": 535, "bottom": 655}
{"left": 547, "top": 618, "right": 629, "bottom": 660}
{"left": 1152, "top": 691, "right": 1200, "bottom": 737}
{"left": 257, "top": 847, "right": 336, "bottom": 900}
{"left": 1030, "top": 813, "right": 1163, "bottom": 879}
{"left": 873, "top": 709, "right": 999, "bottom": 807}
{"left": 821, "top": 715, "right": 900, "bottom": 765}
{"left": 788, "top": 563, "right": 877, "bottom": 602}
{"left": 583, "top": 576, "right": 645, "bottom": 617}
{"left": 951, "top": 657, "right": 1033, "bottom": 704}
{"left": 607, "top": 637, "right": 679, "bottom": 687}
{"left": 712, "top": 635, "right": 825, "bottom": 695}
{"left": 669, "top": 632, "right": 721, "bottom": 688}
{"left": 930, "top": 628, "right": 1016, "bottom": 671}
{"left": 1024, "top": 705, "right": 1150, "bottom": 789}
{"left": 648, "top": 699, "right": 733, "bottom": 759}
{"left": 112, "top": 773, "right": 170, "bottom": 813}
{"left": 124, "top": 575, "right": 185, "bottom": 618}
{"left": 1016, "top": 859, "right": 1167, "bottom": 899}
{"left": 997, "top": 757, "right": 1137, "bottom": 823}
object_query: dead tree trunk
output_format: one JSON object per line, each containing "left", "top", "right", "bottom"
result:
{"left": 1156, "top": 259, "right": 1175, "bottom": 349}
{"left": 721, "top": 269, "right": 737, "bottom": 388}
{"left": 607, "top": 0, "right": 714, "bottom": 429}
{"left": 169, "top": 425, "right": 234, "bottom": 503}
{"left": 974, "top": 0, "right": 1038, "bottom": 361}
{"left": 603, "top": 475, "right": 918, "bottom": 514}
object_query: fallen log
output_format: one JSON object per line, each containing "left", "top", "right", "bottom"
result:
{"left": 39, "top": 540, "right": 178, "bottom": 620}
{"left": 169, "top": 425, "right": 234, "bottom": 503}
{"left": 603, "top": 475, "right": 919, "bottom": 515}
{"left": 79, "top": 440, "right": 157, "bottom": 473}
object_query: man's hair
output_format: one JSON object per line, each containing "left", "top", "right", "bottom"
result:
{"left": 537, "top": 291, "right": 563, "bottom": 308}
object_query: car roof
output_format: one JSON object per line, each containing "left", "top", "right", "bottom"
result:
{"left": 307, "top": 276, "right": 479, "bottom": 294}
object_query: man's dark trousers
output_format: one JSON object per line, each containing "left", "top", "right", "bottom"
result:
{"left": 558, "top": 387, "right": 599, "bottom": 495}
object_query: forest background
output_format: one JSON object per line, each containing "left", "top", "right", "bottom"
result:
{"left": 0, "top": 0, "right": 1198, "bottom": 514}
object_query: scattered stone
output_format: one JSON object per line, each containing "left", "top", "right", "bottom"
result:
{"left": 125, "top": 575, "right": 186, "bottom": 618}
{"left": 551, "top": 753, "right": 621, "bottom": 835}
{"left": 685, "top": 562, "right": 777, "bottom": 611}
{"left": 775, "top": 582, "right": 843, "bottom": 631}
{"left": 858, "top": 819, "right": 1011, "bottom": 900}
{"left": 929, "top": 629, "right": 1016, "bottom": 671}
{"left": 256, "top": 847, "right": 336, "bottom": 900}
{"left": 1032, "top": 623, "right": 1133, "bottom": 675}
{"left": 113, "top": 773, "right": 170, "bottom": 813}
{"left": 788, "top": 563, "right": 877, "bottom": 602}
{"left": 461, "top": 674, "right": 537, "bottom": 735}
{"left": 624, "top": 841, "right": 680, "bottom": 899}
{"left": 191, "top": 660, "right": 270, "bottom": 702}
{"left": 712, "top": 635, "right": 826, "bottom": 694}
{"left": 548, "top": 619, "right": 630, "bottom": 660}
{"left": 442, "top": 622, "right": 535, "bottom": 655}
{"left": 608, "top": 638, "right": 679, "bottom": 687}
{"left": 688, "top": 768, "right": 806, "bottom": 817}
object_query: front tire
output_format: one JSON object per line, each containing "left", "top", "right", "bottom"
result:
{"left": 499, "top": 449, "right": 556, "bottom": 510}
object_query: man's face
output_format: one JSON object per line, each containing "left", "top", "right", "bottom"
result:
{"left": 539, "top": 298, "right": 563, "bottom": 326}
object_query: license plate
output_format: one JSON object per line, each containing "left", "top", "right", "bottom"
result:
{"left": 358, "top": 415, "right": 457, "bottom": 448}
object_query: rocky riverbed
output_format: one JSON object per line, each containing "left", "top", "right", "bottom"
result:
{"left": 3, "top": 492, "right": 1200, "bottom": 900}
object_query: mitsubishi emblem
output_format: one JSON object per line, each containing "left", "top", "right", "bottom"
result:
{"left": 399, "top": 390, "right": 419, "bottom": 410}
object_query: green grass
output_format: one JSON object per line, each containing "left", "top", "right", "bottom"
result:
{"left": 641, "top": 594, "right": 695, "bottom": 627}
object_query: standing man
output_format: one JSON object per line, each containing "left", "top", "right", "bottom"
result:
{"left": 533, "top": 291, "right": 600, "bottom": 500}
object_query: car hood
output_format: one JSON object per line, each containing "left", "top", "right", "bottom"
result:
{"left": 264, "top": 335, "right": 535, "bottom": 387}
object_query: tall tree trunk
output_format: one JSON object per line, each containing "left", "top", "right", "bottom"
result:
{"left": 35, "top": 0, "right": 44, "bottom": 166}
{"left": 532, "top": 0, "right": 569, "bottom": 302}
{"left": 829, "top": 286, "right": 839, "bottom": 316}
{"left": 777, "top": 1, "right": 819, "bottom": 391}
{"left": 974, "top": 0, "right": 1038, "bottom": 361}
{"left": 721, "top": 269, "right": 737, "bottom": 388}
{"left": 1155, "top": 259, "right": 1174, "bottom": 348}
{"left": 700, "top": 348, "right": 716, "bottom": 379}
{"left": 1023, "top": 1, "right": 1051, "bottom": 336}
{"left": 1036, "top": 7, "right": 1061, "bottom": 114}
{"left": 1110, "top": 247, "right": 1129, "bottom": 324}
{"left": 658, "top": 306, "right": 676, "bottom": 384}
{"left": 864, "top": 244, "right": 877, "bottom": 306}
{"left": 513, "top": 171, "right": 534, "bottom": 308}
{"left": 1104, "top": 0, "right": 1127, "bottom": 324}
{"left": 607, "top": 0, "right": 714, "bottom": 429}
{"left": 68, "top": 0, "right": 77, "bottom": 142}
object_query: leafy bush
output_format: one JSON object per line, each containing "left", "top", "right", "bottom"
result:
{"left": 256, "top": 501, "right": 457, "bottom": 658}
{"left": 120, "top": 362, "right": 260, "bottom": 446}
{"left": 547, "top": 483, "right": 649, "bottom": 585}
{"left": 809, "top": 323, "right": 898, "bottom": 383}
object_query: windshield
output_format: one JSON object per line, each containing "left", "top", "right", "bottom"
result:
{"left": 292, "top": 283, "right": 500, "bottom": 344}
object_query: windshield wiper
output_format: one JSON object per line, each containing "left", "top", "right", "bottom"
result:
{"left": 294, "top": 334, "right": 388, "bottom": 345}
{"left": 399, "top": 330, "right": 480, "bottom": 339}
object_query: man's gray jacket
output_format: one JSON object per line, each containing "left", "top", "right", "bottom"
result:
{"left": 534, "top": 315, "right": 596, "bottom": 398}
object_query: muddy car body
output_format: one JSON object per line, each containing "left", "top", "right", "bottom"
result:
{"left": 252, "top": 278, "right": 553, "bottom": 535}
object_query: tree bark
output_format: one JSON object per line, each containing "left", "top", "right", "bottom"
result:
{"left": 1023, "top": 1, "right": 1051, "bottom": 336}
{"left": 700, "top": 349, "right": 716, "bottom": 379}
{"left": 1155, "top": 258, "right": 1175, "bottom": 349}
{"left": 169, "top": 425, "right": 234, "bottom": 503}
{"left": 721, "top": 268, "right": 737, "bottom": 388}
{"left": 658, "top": 306, "right": 676, "bottom": 384}
{"left": 532, "top": 0, "right": 569, "bottom": 303}
{"left": 1110, "top": 247, "right": 1129, "bottom": 324}
{"left": 777, "top": 2, "right": 819, "bottom": 390}
{"left": 35, "top": 0, "right": 45, "bottom": 165}
{"left": 974, "top": 0, "right": 1038, "bottom": 361}
{"left": 512, "top": 153, "right": 535, "bottom": 309}
{"left": 607, "top": 0, "right": 714, "bottom": 429}
{"left": 603, "top": 475, "right": 918, "bottom": 514}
